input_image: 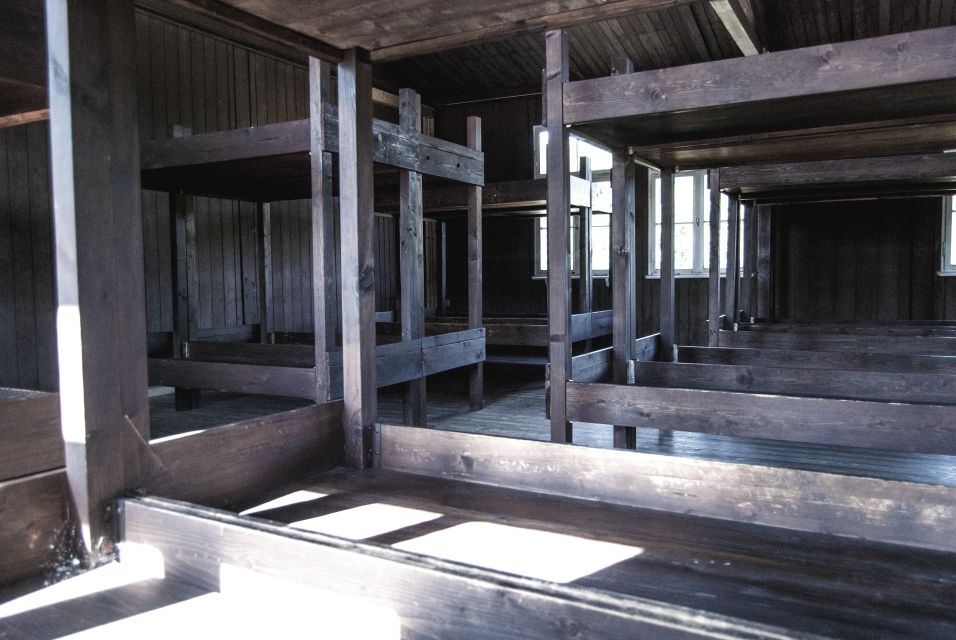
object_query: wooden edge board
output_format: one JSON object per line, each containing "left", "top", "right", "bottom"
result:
{"left": 377, "top": 424, "right": 956, "bottom": 554}
{"left": 0, "top": 470, "right": 69, "bottom": 588}
{"left": 677, "top": 345, "right": 956, "bottom": 374}
{"left": 147, "top": 358, "right": 317, "bottom": 399}
{"left": 738, "top": 322, "right": 956, "bottom": 337}
{"left": 632, "top": 333, "right": 661, "bottom": 361}
{"left": 141, "top": 116, "right": 484, "bottom": 186}
{"left": 120, "top": 496, "right": 814, "bottom": 640}
{"left": 0, "top": 392, "right": 62, "bottom": 482}
{"left": 565, "top": 381, "right": 956, "bottom": 456}
{"left": 717, "top": 329, "right": 956, "bottom": 356}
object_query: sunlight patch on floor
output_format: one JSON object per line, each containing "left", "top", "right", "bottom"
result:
{"left": 240, "top": 490, "right": 328, "bottom": 516}
{"left": 394, "top": 521, "right": 643, "bottom": 583}
{"left": 289, "top": 503, "right": 442, "bottom": 540}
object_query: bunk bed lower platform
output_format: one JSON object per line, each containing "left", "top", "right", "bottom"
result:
{"left": 3, "top": 423, "right": 954, "bottom": 639}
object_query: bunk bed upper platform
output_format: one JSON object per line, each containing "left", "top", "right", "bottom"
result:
{"left": 561, "top": 25, "right": 956, "bottom": 169}
{"left": 140, "top": 113, "right": 484, "bottom": 201}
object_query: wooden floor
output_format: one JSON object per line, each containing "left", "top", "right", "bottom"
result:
{"left": 150, "top": 364, "right": 956, "bottom": 487}
{"left": 234, "top": 467, "right": 956, "bottom": 639}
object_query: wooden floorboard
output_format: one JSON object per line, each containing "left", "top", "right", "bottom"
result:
{"left": 239, "top": 467, "right": 956, "bottom": 640}
{"left": 148, "top": 364, "right": 956, "bottom": 487}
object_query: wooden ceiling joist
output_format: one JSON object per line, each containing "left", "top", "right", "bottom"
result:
{"left": 709, "top": 0, "right": 761, "bottom": 55}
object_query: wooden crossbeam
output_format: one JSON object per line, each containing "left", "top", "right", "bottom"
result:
{"left": 718, "top": 329, "right": 956, "bottom": 356}
{"left": 709, "top": 0, "right": 761, "bottom": 56}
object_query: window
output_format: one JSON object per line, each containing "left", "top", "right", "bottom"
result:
{"left": 647, "top": 170, "right": 735, "bottom": 278}
{"left": 943, "top": 196, "right": 956, "bottom": 276}
{"left": 534, "top": 126, "right": 613, "bottom": 178}
{"left": 534, "top": 213, "right": 610, "bottom": 278}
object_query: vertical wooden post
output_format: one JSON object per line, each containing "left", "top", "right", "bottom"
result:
{"left": 170, "top": 191, "right": 200, "bottom": 410}
{"left": 659, "top": 168, "right": 676, "bottom": 359}
{"left": 724, "top": 193, "right": 741, "bottom": 325}
{"left": 400, "top": 88, "right": 426, "bottom": 424}
{"left": 337, "top": 48, "right": 375, "bottom": 469}
{"left": 310, "top": 57, "right": 337, "bottom": 403}
{"left": 577, "top": 157, "right": 593, "bottom": 318}
{"left": 740, "top": 199, "right": 756, "bottom": 323}
{"left": 467, "top": 116, "right": 484, "bottom": 411}
{"left": 439, "top": 222, "right": 448, "bottom": 316}
{"left": 256, "top": 202, "right": 273, "bottom": 344}
{"left": 755, "top": 204, "right": 772, "bottom": 321}
{"left": 47, "top": 0, "right": 149, "bottom": 562}
{"left": 611, "top": 152, "right": 636, "bottom": 449}
{"left": 546, "top": 29, "right": 571, "bottom": 444}
{"left": 707, "top": 169, "right": 722, "bottom": 347}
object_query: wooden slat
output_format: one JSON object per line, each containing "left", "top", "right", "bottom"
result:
{"left": 739, "top": 200, "right": 755, "bottom": 322}
{"left": 546, "top": 29, "right": 572, "bottom": 444}
{"left": 678, "top": 345, "right": 956, "bottom": 375}
{"left": 570, "top": 346, "right": 613, "bottom": 382}
{"left": 467, "top": 116, "right": 484, "bottom": 411}
{"left": 399, "top": 88, "right": 427, "bottom": 425}
{"left": 378, "top": 424, "right": 956, "bottom": 553}
{"left": 742, "top": 322, "right": 956, "bottom": 337}
{"left": 707, "top": 170, "right": 721, "bottom": 346}
{"left": 566, "top": 381, "right": 956, "bottom": 456}
{"left": 754, "top": 204, "right": 771, "bottom": 319}
{"left": 563, "top": 26, "right": 956, "bottom": 124}
{"left": 724, "top": 193, "right": 740, "bottom": 323}
{"left": 309, "top": 57, "right": 337, "bottom": 402}
{"left": 659, "top": 168, "right": 676, "bottom": 359}
{"left": 47, "top": 0, "right": 150, "bottom": 560}
{"left": 255, "top": 202, "right": 273, "bottom": 343}
{"left": 148, "top": 403, "right": 344, "bottom": 510}
{"left": 0, "top": 470, "right": 68, "bottom": 588}
{"left": 632, "top": 333, "right": 661, "bottom": 362}
{"left": 121, "top": 495, "right": 800, "bottom": 640}
{"left": 632, "top": 360, "right": 956, "bottom": 404}
{"left": 709, "top": 0, "right": 762, "bottom": 55}
{"left": 0, "top": 391, "right": 61, "bottom": 482}
{"left": 338, "top": 49, "right": 376, "bottom": 469}
{"left": 718, "top": 329, "right": 956, "bottom": 355}
{"left": 148, "top": 358, "right": 316, "bottom": 399}
{"left": 140, "top": 115, "right": 484, "bottom": 186}
{"left": 611, "top": 154, "right": 637, "bottom": 449}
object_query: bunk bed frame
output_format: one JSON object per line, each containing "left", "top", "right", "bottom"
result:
{"left": 5, "top": 5, "right": 956, "bottom": 637}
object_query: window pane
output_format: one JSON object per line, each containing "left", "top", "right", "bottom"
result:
{"left": 950, "top": 199, "right": 956, "bottom": 266}
{"left": 538, "top": 129, "right": 548, "bottom": 176}
{"left": 702, "top": 191, "right": 731, "bottom": 223}
{"left": 674, "top": 175, "right": 695, "bottom": 223}
{"left": 592, "top": 214, "right": 610, "bottom": 272}
{"left": 675, "top": 222, "right": 694, "bottom": 270}
{"left": 654, "top": 223, "right": 661, "bottom": 271}
{"left": 538, "top": 219, "right": 548, "bottom": 272}
{"left": 703, "top": 223, "right": 711, "bottom": 270}
{"left": 577, "top": 139, "right": 613, "bottom": 171}
{"left": 653, "top": 177, "right": 662, "bottom": 224}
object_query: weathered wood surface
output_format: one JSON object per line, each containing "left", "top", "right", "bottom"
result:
{"left": 679, "top": 345, "right": 956, "bottom": 375}
{"left": 632, "top": 333, "right": 661, "bottom": 362}
{"left": 148, "top": 358, "right": 318, "bottom": 399}
{"left": 148, "top": 402, "right": 344, "bottom": 511}
{"left": 632, "top": 360, "right": 956, "bottom": 405}
{"left": 718, "top": 329, "right": 956, "bottom": 356}
{"left": 754, "top": 205, "right": 771, "bottom": 320}
{"left": 707, "top": 169, "right": 721, "bottom": 346}
{"left": 740, "top": 322, "right": 956, "bottom": 337}
{"left": 719, "top": 153, "right": 956, "bottom": 193}
{"left": 569, "top": 346, "right": 613, "bottom": 383}
{"left": 122, "top": 495, "right": 807, "bottom": 640}
{"left": 47, "top": 0, "right": 150, "bottom": 560}
{"left": 467, "top": 116, "right": 484, "bottom": 411}
{"left": 563, "top": 26, "right": 956, "bottom": 126}
{"left": 566, "top": 382, "right": 956, "bottom": 456}
{"left": 141, "top": 115, "right": 483, "bottom": 186}
{"left": 546, "top": 29, "right": 571, "bottom": 444}
{"left": 0, "top": 390, "right": 61, "bottom": 481}
{"left": 378, "top": 424, "right": 956, "bottom": 554}
{"left": 0, "top": 470, "right": 69, "bottom": 588}
{"left": 659, "top": 168, "right": 676, "bottom": 358}
{"left": 723, "top": 193, "right": 740, "bottom": 324}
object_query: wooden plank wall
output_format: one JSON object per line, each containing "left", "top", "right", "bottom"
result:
{"left": 770, "top": 197, "right": 956, "bottom": 322}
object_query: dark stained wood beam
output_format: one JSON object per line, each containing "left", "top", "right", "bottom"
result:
{"left": 0, "top": 471, "right": 68, "bottom": 588}
{"left": 611, "top": 154, "right": 636, "bottom": 449}
{"left": 376, "top": 176, "right": 591, "bottom": 214}
{"left": 546, "top": 29, "right": 572, "bottom": 444}
{"left": 566, "top": 382, "right": 956, "bottom": 456}
{"left": 659, "top": 168, "right": 676, "bottom": 359}
{"left": 46, "top": 0, "right": 150, "bottom": 563}
{"left": 467, "top": 116, "right": 484, "bottom": 411}
{"left": 718, "top": 329, "right": 956, "bottom": 356}
{"left": 310, "top": 57, "right": 337, "bottom": 403}
{"left": 0, "top": 390, "right": 61, "bottom": 482}
{"left": 707, "top": 170, "right": 721, "bottom": 346}
{"left": 338, "top": 48, "right": 376, "bottom": 469}
{"left": 723, "top": 193, "right": 740, "bottom": 324}
{"left": 577, "top": 158, "right": 593, "bottom": 319}
{"left": 400, "top": 88, "right": 426, "bottom": 425}
{"left": 709, "top": 0, "right": 761, "bottom": 56}
{"left": 256, "top": 202, "right": 274, "bottom": 343}
{"left": 0, "top": 108, "right": 49, "bottom": 130}
{"left": 754, "top": 205, "right": 771, "bottom": 320}
{"left": 719, "top": 152, "right": 956, "bottom": 193}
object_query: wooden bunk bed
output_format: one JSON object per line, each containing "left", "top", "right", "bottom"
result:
{"left": 9, "top": 5, "right": 956, "bottom": 638}
{"left": 140, "top": 60, "right": 486, "bottom": 422}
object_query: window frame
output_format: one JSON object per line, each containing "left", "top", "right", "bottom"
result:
{"left": 941, "top": 195, "right": 956, "bottom": 276}
{"left": 646, "top": 169, "right": 735, "bottom": 279}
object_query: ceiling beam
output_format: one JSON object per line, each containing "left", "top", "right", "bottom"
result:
{"left": 709, "top": 0, "right": 762, "bottom": 56}
{"left": 369, "top": 0, "right": 697, "bottom": 62}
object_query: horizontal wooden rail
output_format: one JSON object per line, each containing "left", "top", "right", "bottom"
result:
{"left": 378, "top": 424, "right": 956, "bottom": 553}
{"left": 718, "top": 329, "right": 956, "bottom": 356}
{"left": 739, "top": 322, "right": 956, "bottom": 337}
{"left": 569, "top": 347, "right": 613, "bottom": 383}
{"left": 678, "top": 345, "right": 956, "bottom": 375}
{"left": 566, "top": 382, "right": 956, "bottom": 456}
{"left": 376, "top": 176, "right": 593, "bottom": 213}
{"left": 148, "top": 359, "right": 318, "bottom": 399}
{"left": 141, "top": 115, "right": 484, "bottom": 185}
{"left": 631, "top": 333, "right": 661, "bottom": 362}
{"left": 0, "top": 389, "right": 63, "bottom": 481}
{"left": 632, "top": 360, "right": 956, "bottom": 405}
{"left": 121, "top": 496, "right": 798, "bottom": 639}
